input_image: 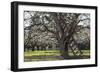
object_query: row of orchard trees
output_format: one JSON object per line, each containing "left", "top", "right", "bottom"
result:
{"left": 24, "top": 11, "right": 90, "bottom": 59}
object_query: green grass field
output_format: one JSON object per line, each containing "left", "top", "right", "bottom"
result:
{"left": 24, "top": 50, "right": 90, "bottom": 62}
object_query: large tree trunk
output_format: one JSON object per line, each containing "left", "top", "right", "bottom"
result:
{"left": 59, "top": 41, "right": 69, "bottom": 59}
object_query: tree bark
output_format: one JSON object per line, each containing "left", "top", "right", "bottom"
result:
{"left": 59, "top": 41, "right": 69, "bottom": 59}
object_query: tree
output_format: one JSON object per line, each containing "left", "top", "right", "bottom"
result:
{"left": 24, "top": 11, "right": 90, "bottom": 59}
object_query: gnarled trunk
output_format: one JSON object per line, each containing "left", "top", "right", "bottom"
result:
{"left": 59, "top": 42, "right": 69, "bottom": 59}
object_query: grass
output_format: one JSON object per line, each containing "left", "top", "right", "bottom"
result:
{"left": 24, "top": 50, "right": 60, "bottom": 56}
{"left": 24, "top": 50, "right": 90, "bottom": 62}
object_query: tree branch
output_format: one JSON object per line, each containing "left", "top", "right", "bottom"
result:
{"left": 42, "top": 24, "right": 56, "bottom": 34}
{"left": 77, "top": 18, "right": 90, "bottom": 25}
